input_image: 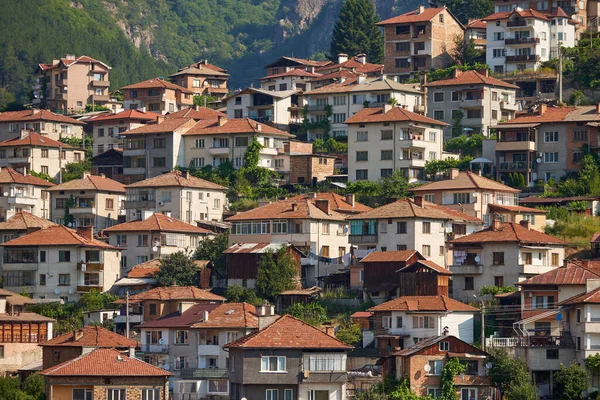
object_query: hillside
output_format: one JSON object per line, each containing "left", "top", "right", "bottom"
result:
{"left": 0, "top": 0, "right": 422, "bottom": 106}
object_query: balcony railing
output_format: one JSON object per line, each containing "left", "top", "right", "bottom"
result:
{"left": 77, "top": 262, "right": 104, "bottom": 271}
{"left": 507, "top": 20, "right": 527, "bottom": 27}
{"left": 506, "top": 55, "right": 540, "bottom": 62}
{"left": 179, "top": 368, "right": 229, "bottom": 379}
{"left": 307, "top": 105, "right": 328, "bottom": 112}
{"left": 348, "top": 234, "right": 378, "bottom": 244}
{"left": 77, "top": 285, "right": 104, "bottom": 293}
{"left": 140, "top": 343, "right": 169, "bottom": 353}
{"left": 486, "top": 335, "right": 574, "bottom": 348}
{"left": 505, "top": 37, "right": 540, "bottom": 45}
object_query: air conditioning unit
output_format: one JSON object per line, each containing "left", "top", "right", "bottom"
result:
{"left": 526, "top": 292, "right": 533, "bottom": 297}
{"left": 536, "top": 152, "right": 543, "bottom": 158}
{"left": 158, "top": 201, "right": 164, "bottom": 206}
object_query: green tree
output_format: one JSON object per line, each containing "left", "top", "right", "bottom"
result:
{"left": 62, "top": 160, "right": 92, "bottom": 182}
{"left": 429, "top": 0, "right": 494, "bottom": 24}
{"left": 63, "top": 195, "right": 75, "bottom": 228}
{"left": 196, "top": 232, "right": 229, "bottom": 277}
{"left": 28, "top": 170, "right": 54, "bottom": 183}
{"left": 286, "top": 302, "right": 328, "bottom": 326}
{"left": 554, "top": 362, "right": 589, "bottom": 400}
{"left": 193, "top": 95, "right": 217, "bottom": 107}
{"left": 78, "top": 289, "right": 118, "bottom": 311}
{"left": 330, "top": 0, "right": 384, "bottom": 63}
{"left": 488, "top": 350, "right": 532, "bottom": 396}
{"left": 335, "top": 321, "right": 362, "bottom": 345}
{"left": 243, "top": 136, "right": 263, "bottom": 168}
{"left": 505, "top": 380, "right": 537, "bottom": 400}
{"left": 155, "top": 251, "right": 199, "bottom": 287}
{"left": 224, "top": 284, "right": 263, "bottom": 305}
{"left": 451, "top": 35, "right": 485, "bottom": 66}
{"left": 256, "top": 247, "right": 298, "bottom": 302}
{"left": 22, "top": 373, "right": 46, "bottom": 400}
{"left": 380, "top": 169, "right": 410, "bottom": 200}
{"left": 440, "top": 357, "right": 465, "bottom": 400}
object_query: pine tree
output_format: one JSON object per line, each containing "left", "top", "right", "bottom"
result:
{"left": 330, "top": 0, "right": 384, "bottom": 63}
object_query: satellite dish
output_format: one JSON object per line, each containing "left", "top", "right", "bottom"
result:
{"left": 54, "top": 289, "right": 60, "bottom": 295}
{"left": 163, "top": 363, "right": 170, "bottom": 371}
{"left": 472, "top": 192, "right": 478, "bottom": 198}
{"left": 68, "top": 222, "right": 73, "bottom": 227}
{"left": 475, "top": 256, "right": 481, "bottom": 263}
{"left": 407, "top": 57, "right": 412, "bottom": 63}
{"left": 68, "top": 289, "right": 74, "bottom": 295}
{"left": 2, "top": 192, "right": 7, "bottom": 197}
{"left": 158, "top": 338, "right": 164, "bottom": 345}
{"left": 424, "top": 364, "right": 431, "bottom": 372}
{"left": 536, "top": 158, "right": 542, "bottom": 163}
{"left": 152, "top": 246, "right": 159, "bottom": 252}
{"left": 486, "top": 362, "right": 493, "bottom": 369}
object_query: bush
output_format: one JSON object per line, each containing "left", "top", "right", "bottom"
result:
{"left": 286, "top": 302, "right": 328, "bottom": 326}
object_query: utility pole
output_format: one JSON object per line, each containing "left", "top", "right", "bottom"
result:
{"left": 125, "top": 290, "right": 130, "bottom": 339}
{"left": 58, "top": 144, "right": 63, "bottom": 184}
{"left": 558, "top": 43, "right": 563, "bottom": 104}
{"left": 481, "top": 301, "right": 486, "bottom": 351}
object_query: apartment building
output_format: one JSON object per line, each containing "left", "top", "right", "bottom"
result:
{"left": 165, "top": 105, "right": 226, "bottom": 121}
{"left": 412, "top": 169, "right": 522, "bottom": 226}
{"left": 90, "top": 148, "right": 124, "bottom": 183}
{"left": 169, "top": 60, "right": 230, "bottom": 99}
{"left": 345, "top": 105, "right": 447, "bottom": 183}
{"left": 225, "top": 314, "right": 352, "bottom": 400}
{"left": 33, "top": 54, "right": 111, "bottom": 113}
{"left": 377, "top": 6, "right": 464, "bottom": 81}
{"left": 303, "top": 76, "right": 425, "bottom": 140}
{"left": 0, "top": 132, "right": 85, "bottom": 183}
{"left": 1, "top": 225, "right": 121, "bottom": 301}
{"left": 264, "top": 56, "right": 332, "bottom": 77}
{"left": 0, "top": 211, "right": 57, "bottom": 243}
{"left": 0, "top": 167, "right": 54, "bottom": 221}
{"left": 0, "top": 109, "right": 84, "bottom": 142}
{"left": 466, "top": 18, "right": 488, "bottom": 49}
{"left": 448, "top": 219, "right": 567, "bottom": 302}
{"left": 259, "top": 69, "right": 322, "bottom": 92}
{"left": 425, "top": 69, "right": 518, "bottom": 139}
{"left": 484, "top": 8, "right": 575, "bottom": 75}
{"left": 315, "top": 53, "right": 384, "bottom": 78}
{"left": 88, "top": 109, "right": 156, "bottom": 156}
{"left": 123, "top": 170, "right": 228, "bottom": 223}
{"left": 47, "top": 173, "right": 125, "bottom": 231}
{"left": 225, "top": 87, "right": 301, "bottom": 126}
{"left": 347, "top": 197, "right": 482, "bottom": 267}
{"left": 121, "top": 78, "right": 195, "bottom": 114}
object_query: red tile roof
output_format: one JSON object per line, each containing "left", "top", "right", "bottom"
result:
{"left": 127, "top": 259, "right": 162, "bottom": 278}
{"left": 88, "top": 109, "right": 156, "bottom": 123}
{"left": 413, "top": 260, "right": 453, "bottom": 275}
{"left": 287, "top": 193, "right": 371, "bottom": 214}
{"left": 104, "top": 213, "right": 212, "bottom": 234}
{"left": 38, "top": 55, "right": 110, "bottom": 71}
{"left": 191, "top": 302, "right": 259, "bottom": 329}
{"left": 224, "top": 315, "right": 352, "bottom": 349}
{"left": 121, "top": 118, "right": 194, "bottom": 135}
{"left": 0, "top": 109, "right": 84, "bottom": 125}
{"left": 125, "top": 170, "right": 227, "bottom": 190}
{"left": 488, "top": 204, "right": 548, "bottom": 214}
{"left": 121, "top": 78, "right": 194, "bottom": 94}
{"left": 449, "top": 222, "right": 569, "bottom": 245}
{"left": 42, "top": 326, "right": 137, "bottom": 348}
{"left": 425, "top": 70, "right": 518, "bottom": 89}
{"left": 264, "top": 57, "right": 332, "bottom": 69}
{"left": 0, "top": 167, "right": 55, "bottom": 187}
{"left": 0, "top": 132, "right": 75, "bottom": 149}
{"left": 369, "top": 295, "right": 478, "bottom": 312}
{"left": 0, "top": 288, "right": 37, "bottom": 306}
{"left": 2, "top": 225, "right": 117, "bottom": 248}
{"left": 377, "top": 7, "right": 447, "bottom": 25}
{"left": 412, "top": 171, "right": 521, "bottom": 193}
{"left": 41, "top": 348, "right": 172, "bottom": 377}
{"left": 310, "top": 70, "right": 358, "bottom": 83}
{"left": 351, "top": 311, "right": 373, "bottom": 319}
{"left": 482, "top": 11, "right": 512, "bottom": 21}
{"left": 560, "top": 286, "right": 600, "bottom": 305}
{"left": 137, "top": 303, "right": 222, "bottom": 328}
{"left": 345, "top": 106, "right": 449, "bottom": 126}
{"left": 185, "top": 117, "right": 293, "bottom": 137}
{"left": 47, "top": 174, "right": 125, "bottom": 193}
{"left": 498, "top": 106, "right": 575, "bottom": 125}
{"left": 0, "top": 211, "right": 57, "bottom": 231}
{"left": 315, "top": 56, "right": 383, "bottom": 75}
{"left": 261, "top": 69, "right": 322, "bottom": 80}
{"left": 165, "top": 107, "right": 225, "bottom": 120}
{"left": 360, "top": 250, "right": 420, "bottom": 263}
{"left": 518, "top": 261, "right": 600, "bottom": 286}
{"left": 466, "top": 19, "right": 487, "bottom": 29}
{"left": 125, "top": 286, "right": 225, "bottom": 303}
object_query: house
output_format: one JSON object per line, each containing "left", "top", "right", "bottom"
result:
{"left": 82, "top": 309, "right": 116, "bottom": 327}
{"left": 226, "top": 193, "right": 370, "bottom": 286}
{"left": 377, "top": 6, "right": 464, "bottom": 81}
{"left": 411, "top": 169, "right": 522, "bottom": 226}
{"left": 111, "top": 259, "right": 163, "bottom": 296}
{"left": 483, "top": 8, "right": 575, "bottom": 76}
{"left": 465, "top": 18, "right": 487, "bottom": 50}
{"left": 169, "top": 60, "right": 230, "bottom": 99}
{"left": 123, "top": 170, "right": 228, "bottom": 223}
{"left": 314, "top": 53, "right": 384, "bottom": 78}
{"left": 0, "top": 167, "right": 54, "bottom": 221}
{"left": 345, "top": 105, "right": 448, "bottom": 183}
{"left": 225, "top": 313, "right": 352, "bottom": 400}
{"left": 0, "top": 288, "right": 54, "bottom": 373}
{"left": 275, "top": 286, "right": 322, "bottom": 314}
{"left": 0, "top": 109, "right": 85, "bottom": 141}
{"left": 487, "top": 203, "right": 548, "bottom": 231}
{"left": 0, "top": 211, "right": 57, "bottom": 242}
{"left": 121, "top": 78, "right": 195, "bottom": 114}
{"left": 424, "top": 69, "right": 518, "bottom": 139}
{"left": 224, "top": 243, "right": 303, "bottom": 289}
{"left": 40, "top": 325, "right": 137, "bottom": 369}
{"left": 47, "top": 173, "right": 125, "bottom": 231}
{"left": 392, "top": 335, "right": 494, "bottom": 400}
{"left": 520, "top": 195, "right": 600, "bottom": 217}
{"left": 224, "top": 87, "right": 301, "bottom": 127}
{"left": 103, "top": 213, "right": 212, "bottom": 271}
{"left": 264, "top": 56, "right": 332, "bottom": 77}
{"left": 0, "top": 132, "right": 85, "bottom": 183}
{"left": 41, "top": 348, "right": 172, "bottom": 400}
{"left": 303, "top": 76, "right": 425, "bottom": 141}
{"left": 347, "top": 197, "right": 483, "bottom": 267}
{"left": 90, "top": 148, "right": 124, "bottom": 182}
{"left": 88, "top": 109, "right": 156, "bottom": 156}
{"left": 259, "top": 69, "right": 322, "bottom": 92}
{"left": 32, "top": 54, "right": 111, "bottom": 113}
{"left": 1, "top": 225, "right": 121, "bottom": 301}
{"left": 448, "top": 219, "right": 568, "bottom": 302}
{"left": 164, "top": 105, "right": 226, "bottom": 120}
{"left": 285, "top": 141, "right": 335, "bottom": 185}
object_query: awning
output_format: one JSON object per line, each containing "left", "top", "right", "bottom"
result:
{"left": 112, "top": 277, "right": 157, "bottom": 286}
{"left": 587, "top": 122, "right": 600, "bottom": 127}
{"left": 520, "top": 245, "right": 553, "bottom": 250}
{"left": 470, "top": 157, "right": 493, "bottom": 164}
{"left": 492, "top": 123, "right": 540, "bottom": 129}
{"left": 448, "top": 352, "right": 487, "bottom": 359}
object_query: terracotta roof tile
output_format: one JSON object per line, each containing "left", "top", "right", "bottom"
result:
{"left": 0, "top": 211, "right": 57, "bottom": 231}
{"left": 183, "top": 60, "right": 229, "bottom": 73}
{"left": 0, "top": 109, "right": 84, "bottom": 125}
{"left": 345, "top": 106, "right": 449, "bottom": 126}
{"left": 2, "top": 225, "right": 117, "bottom": 248}
{"left": 0, "top": 132, "right": 75, "bottom": 149}
{"left": 395, "top": 335, "right": 487, "bottom": 356}
{"left": 498, "top": 106, "right": 575, "bottom": 125}
{"left": 0, "top": 312, "right": 55, "bottom": 322}
{"left": 315, "top": 56, "right": 383, "bottom": 75}
{"left": 482, "top": 11, "right": 512, "bottom": 21}
{"left": 261, "top": 69, "right": 322, "bottom": 80}
{"left": 190, "top": 302, "right": 259, "bottom": 329}
{"left": 466, "top": 19, "right": 487, "bottom": 29}
{"left": 265, "top": 57, "right": 332, "bottom": 69}
{"left": 412, "top": 171, "right": 521, "bottom": 193}
{"left": 42, "top": 326, "right": 137, "bottom": 348}
{"left": 121, "top": 78, "right": 194, "bottom": 94}
{"left": 124, "top": 286, "right": 225, "bottom": 303}
{"left": 121, "top": 118, "right": 194, "bottom": 135}
{"left": 224, "top": 315, "right": 352, "bottom": 349}
{"left": 47, "top": 174, "right": 125, "bottom": 193}
{"left": 89, "top": 109, "right": 156, "bottom": 123}
{"left": 449, "top": 222, "right": 568, "bottom": 245}
{"left": 127, "top": 259, "right": 162, "bottom": 278}
{"left": 488, "top": 204, "right": 548, "bottom": 213}
{"left": 369, "top": 295, "right": 478, "bottom": 312}
{"left": 360, "top": 250, "right": 420, "bottom": 263}
{"left": 170, "top": 66, "right": 229, "bottom": 77}
{"left": 185, "top": 117, "right": 293, "bottom": 137}
{"left": 137, "top": 303, "right": 222, "bottom": 328}
{"left": 0, "top": 167, "right": 55, "bottom": 187}
{"left": 104, "top": 213, "right": 212, "bottom": 234}
{"left": 41, "top": 348, "right": 172, "bottom": 377}
{"left": 288, "top": 193, "right": 370, "bottom": 213}
{"left": 125, "top": 170, "right": 227, "bottom": 190}
{"left": 518, "top": 261, "right": 600, "bottom": 286}
{"left": 310, "top": 70, "right": 358, "bottom": 83}
{"left": 560, "top": 286, "right": 600, "bottom": 305}
{"left": 377, "top": 7, "right": 447, "bottom": 25}
{"left": 165, "top": 107, "right": 225, "bottom": 120}
{"left": 425, "top": 70, "right": 518, "bottom": 89}
{"left": 0, "top": 288, "right": 37, "bottom": 306}
{"left": 410, "top": 260, "right": 453, "bottom": 275}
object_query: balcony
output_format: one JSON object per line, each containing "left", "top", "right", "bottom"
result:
{"left": 113, "top": 314, "right": 143, "bottom": 324}
{"left": 460, "top": 98, "right": 483, "bottom": 108}
{"left": 349, "top": 234, "right": 378, "bottom": 245}
{"left": 499, "top": 161, "right": 531, "bottom": 171}
{"left": 92, "top": 80, "right": 110, "bottom": 87}
{"left": 413, "top": 104, "right": 425, "bottom": 113}
{"left": 398, "top": 138, "right": 428, "bottom": 149}
{"left": 92, "top": 94, "right": 110, "bottom": 102}
{"left": 398, "top": 158, "right": 426, "bottom": 168}
{"left": 7, "top": 195, "right": 38, "bottom": 206}
{"left": 507, "top": 20, "right": 527, "bottom": 27}
{"left": 506, "top": 55, "right": 540, "bottom": 62}
{"left": 77, "top": 285, "right": 104, "bottom": 293}
{"left": 500, "top": 100, "right": 518, "bottom": 111}
{"left": 55, "top": 93, "right": 67, "bottom": 101}
{"left": 486, "top": 335, "right": 574, "bottom": 348}
{"left": 69, "top": 206, "right": 94, "bottom": 214}
{"left": 520, "top": 264, "right": 557, "bottom": 275}
{"left": 505, "top": 37, "right": 540, "bottom": 45}
{"left": 496, "top": 140, "right": 536, "bottom": 152}
{"left": 140, "top": 343, "right": 169, "bottom": 354}
{"left": 57, "top": 79, "right": 68, "bottom": 87}
{"left": 307, "top": 105, "right": 328, "bottom": 112}
{"left": 259, "top": 147, "right": 279, "bottom": 156}
{"left": 124, "top": 197, "right": 155, "bottom": 209}
{"left": 209, "top": 147, "right": 230, "bottom": 156}
{"left": 450, "top": 264, "right": 483, "bottom": 275}
{"left": 77, "top": 262, "right": 104, "bottom": 272}
{"left": 179, "top": 368, "right": 229, "bottom": 379}
{"left": 584, "top": 322, "right": 600, "bottom": 334}
{"left": 197, "top": 344, "right": 221, "bottom": 356}
{"left": 123, "top": 167, "right": 147, "bottom": 176}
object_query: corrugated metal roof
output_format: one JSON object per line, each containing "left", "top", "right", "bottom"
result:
{"left": 223, "top": 242, "right": 287, "bottom": 254}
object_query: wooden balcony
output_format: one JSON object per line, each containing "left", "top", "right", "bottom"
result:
{"left": 77, "top": 285, "right": 103, "bottom": 293}
{"left": 77, "top": 262, "right": 104, "bottom": 271}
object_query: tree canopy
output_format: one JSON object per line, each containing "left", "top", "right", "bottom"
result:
{"left": 195, "top": 232, "right": 228, "bottom": 278}
{"left": 256, "top": 247, "right": 298, "bottom": 302}
{"left": 155, "top": 251, "right": 200, "bottom": 287}
{"left": 554, "top": 362, "right": 589, "bottom": 400}
{"left": 488, "top": 349, "right": 535, "bottom": 396}
{"left": 429, "top": 0, "right": 494, "bottom": 24}
{"left": 451, "top": 35, "right": 485, "bottom": 66}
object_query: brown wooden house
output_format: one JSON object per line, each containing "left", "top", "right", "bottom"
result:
{"left": 361, "top": 250, "right": 424, "bottom": 302}
{"left": 397, "top": 260, "right": 451, "bottom": 297}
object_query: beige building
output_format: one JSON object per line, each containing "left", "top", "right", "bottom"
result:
{"left": 88, "top": 109, "right": 156, "bottom": 156}
{"left": 122, "top": 78, "right": 195, "bottom": 114}
{"left": 0, "top": 167, "right": 54, "bottom": 221}
{"left": 377, "top": 6, "right": 464, "bottom": 81}
{"left": 225, "top": 87, "right": 300, "bottom": 127}
{"left": 1, "top": 225, "right": 121, "bottom": 302}
{"left": 47, "top": 173, "right": 126, "bottom": 231}
{"left": 345, "top": 104, "right": 448, "bottom": 183}
{"left": 0, "top": 109, "right": 84, "bottom": 142}
{"left": 104, "top": 213, "right": 213, "bottom": 271}
{"left": 33, "top": 54, "right": 111, "bottom": 113}
{"left": 0, "top": 131, "right": 85, "bottom": 183}
{"left": 0, "top": 211, "right": 57, "bottom": 243}
{"left": 169, "top": 60, "right": 230, "bottom": 99}
{"left": 124, "top": 170, "right": 228, "bottom": 223}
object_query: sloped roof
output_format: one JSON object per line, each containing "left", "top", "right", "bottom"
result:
{"left": 315, "top": 56, "right": 383, "bottom": 75}
{"left": 121, "top": 78, "right": 194, "bottom": 94}
{"left": 518, "top": 261, "right": 600, "bottom": 286}
{"left": 169, "top": 66, "right": 229, "bottom": 77}
{"left": 125, "top": 286, "right": 225, "bottom": 303}
{"left": 395, "top": 335, "right": 486, "bottom": 356}
{"left": 0, "top": 167, "right": 55, "bottom": 187}
{"left": 0, "top": 132, "right": 75, "bottom": 149}
{"left": 498, "top": 106, "right": 576, "bottom": 125}
{"left": 38, "top": 55, "right": 110, "bottom": 71}
{"left": 41, "top": 348, "right": 172, "bottom": 377}
{"left": 224, "top": 315, "right": 352, "bottom": 349}
{"left": 0, "top": 288, "right": 36, "bottom": 306}
{"left": 261, "top": 69, "right": 322, "bottom": 80}
{"left": 0, "top": 109, "right": 85, "bottom": 125}
{"left": 42, "top": 326, "right": 137, "bottom": 348}
{"left": 136, "top": 303, "right": 221, "bottom": 328}
{"left": 466, "top": 19, "right": 487, "bottom": 29}
{"left": 191, "top": 302, "right": 259, "bottom": 329}
{"left": 345, "top": 106, "right": 449, "bottom": 126}
{"left": 560, "top": 286, "right": 600, "bottom": 305}
{"left": 120, "top": 118, "right": 193, "bottom": 135}
{"left": 0, "top": 211, "right": 57, "bottom": 231}
{"left": 488, "top": 204, "right": 548, "bottom": 214}
{"left": 223, "top": 242, "right": 291, "bottom": 254}
{"left": 397, "top": 260, "right": 452, "bottom": 275}
{"left": 449, "top": 222, "right": 569, "bottom": 245}
{"left": 127, "top": 259, "right": 162, "bottom": 278}
{"left": 360, "top": 250, "right": 420, "bottom": 263}
{"left": 412, "top": 171, "right": 521, "bottom": 193}
{"left": 287, "top": 193, "right": 371, "bottom": 214}
{"left": 264, "top": 56, "right": 332, "bottom": 69}
{"left": 425, "top": 70, "right": 518, "bottom": 89}
{"left": 310, "top": 70, "right": 359, "bottom": 83}
{"left": 88, "top": 109, "right": 156, "bottom": 123}
{"left": 185, "top": 117, "right": 293, "bottom": 137}
{"left": 165, "top": 107, "right": 225, "bottom": 120}
{"left": 305, "top": 77, "right": 422, "bottom": 95}
{"left": 369, "top": 295, "right": 478, "bottom": 312}
{"left": 377, "top": 7, "right": 452, "bottom": 25}
{"left": 125, "top": 170, "right": 227, "bottom": 190}
{"left": 103, "top": 213, "right": 212, "bottom": 234}
{"left": 47, "top": 174, "right": 125, "bottom": 193}
{"left": 2, "top": 225, "right": 117, "bottom": 248}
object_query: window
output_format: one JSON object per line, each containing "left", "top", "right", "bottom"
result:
{"left": 573, "top": 151, "right": 584, "bottom": 163}
{"left": 397, "top": 221, "right": 407, "bottom": 234}
{"left": 433, "top": 92, "right": 444, "bottom": 102}
{"left": 333, "top": 96, "right": 346, "bottom": 105}
{"left": 422, "top": 222, "right": 431, "bottom": 234}
{"left": 544, "top": 152, "right": 559, "bottom": 163}
{"left": 149, "top": 304, "right": 157, "bottom": 316}
{"left": 58, "top": 250, "right": 70, "bottom": 262}
{"left": 461, "top": 388, "right": 477, "bottom": 400}
{"left": 321, "top": 246, "right": 330, "bottom": 257}
{"left": 439, "top": 341, "right": 450, "bottom": 351}
{"left": 58, "top": 274, "right": 70, "bottom": 286}
{"left": 552, "top": 253, "right": 559, "bottom": 265}
{"left": 84, "top": 273, "right": 99, "bottom": 286}
{"left": 266, "top": 389, "right": 279, "bottom": 400}
{"left": 428, "top": 360, "right": 443, "bottom": 375}
{"left": 381, "top": 130, "right": 393, "bottom": 140}
{"left": 493, "top": 252, "right": 504, "bottom": 265}
{"left": 573, "top": 130, "right": 588, "bottom": 141}
{"left": 544, "top": 131, "right": 558, "bottom": 142}
{"left": 261, "top": 356, "right": 286, "bottom": 372}
{"left": 381, "top": 168, "right": 393, "bottom": 178}
{"left": 308, "top": 354, "right": 344, "bottom": 371}
{"left": 494, "top": 276, "right": 504, "bottom": 287}
{"left": 284, "top": 389, "right": 293, "bottom": 400}
{"left": 395, "top": 58, "right": 410, "bottom": 68}
{"left": 428, "top": 131, "right": 437, "bottom": 142}
{"left": 153, "top": 157, "right": 166, "bottom": 167}
{"left": 464, "top": 277, "right": 474, "bottom": 290}
{"left": 428, "top": 388, "right": 443, "bottom": 399}
{"left": 356, "top": 131, "right": 368, "bottom": 141}
{"left": 333, "top": 113, "right": 346, "bottom": 123}
{"left": 41, "top": 166, "right": 49, "bottom": 174}
{"left": 208, "top": 380, "right": 228, "bottom": 394}
{"left": 322, "top": 223, "right": 330, "bottom": 235}
{"left": 414, "top": 316, "right": 435, "bottom": 329}
{"left": 494, "top": 32, "right": 505, "bottom": 41}
{"left": 356, "top": 170, "right": 368, "bottom": 180}
{"left": 175, "top": 330, "right": 189, "bottom": 344}
{"left": 395, "top": 42, "right": 410, "bottom": 51}
{"left": 356, "top": 151, "right": 368, "bottom": 162}
{"left": 72, "top": 389, "right": 93, "bottom": 400}
{"left": 493, "top": 48, "right": 506, "bottom": 57}
{"left": 235, "top": 137, "right": 249, "bottom": 147}
{"left": 532, "top": 296, "right": 554, "bottom": 309}
{"left": 453, "top": 193, "right": 470, "bottom": 204}
{"left": 382, "top": 316, "right": 392, "bottom": 329}
{"left": 214, "top": 198, "right": 221, "bottom": 209}
{"left": 8, "top": 123, "right": 18, "bottom": 133}
{"left": 422, "top": 245, "right": 431, "bottom": 257}
{"left": 175, "top": 356, "right": 188, "bottom": 370}
{"left": 138, "top": 235, "right": 149, "bottom": 247}
{"left": 55, "top": 198, "right": 66, "bottom": 209}
{"left": 547, "top": 349, "right": 559, "bottom": 359}
{"left": 433, "top": 110, "right": 444, "bottom": 121}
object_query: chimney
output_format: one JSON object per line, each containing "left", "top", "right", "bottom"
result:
{"left": 218, "top": 115, "right": 227, "bottom": 126}
{"left": 519, "top": 219, "right": 530, "bottom": 230}
{"left": 357, "top": 74, "right": 366, "bottom": 84}
{"left": 450, "top": 168, "right": 460, "bottom": 179}
{"left": 257, "top": 304, "right": 277, "bottom": 330}
{"left": 314, "top": 199, "right": 330, "bottom": 214}
{"left": 256, "top": 123, "right": 262, "bottom": 132}
{"left": 414, "top": 196, "right": 424, "bottom": 207}
{"left": 100, "top": 173, "right": 105, "bottom": 178}
{"left": 20, "top": 130, "right": 31, "bottom": 139}
{"left": 477, "top": 68, "right": 489, "bottom": 77}
{"left": 442, "top": 326, "right": 449, "bottom": 336}
{"left": 419, "top": 5, "right": 426, "bottom": 13}
{"left": 539, "top": 103, "right": 547, "bottom": 116}
{"left": 178, "top": 302, "right": 194, "bottom": 314}
{"left": 65, "top": 54, "right": 76, "bottom": 60}
{"left": 587, "top": 278, "right": 600, "bottom": 293}
{"left": 202, "top": 310, "right": 209, "bottom": 322}
{"left": 454, "top": 68, "right": 464, "bottom": 78}
{"left": 82, "top": 172, "right": 91, "bottom": 179}
{"left": 492, "top": 217, "right": 503, "bottom": 231}
{"left": 323, "top": 323, "right": 336, "bottom": 337}
{"left": 185, "top": 171, "right": 190, "bottom": 179}
{"left": 383, "top": 103, "right": 392, "bottom": 113}
{"left": 356, "top": 53, "right": 366, "bottom": 65}
{"left": 291, "top": 203, "right": 298, "bottom": 212}
{"left": 156, "top": 115, "right": 165, "bottom": 124}
{"left": 76, "top": 226, "right": 94, "bottom": 241}
{"left": 337, "top": 53, "right": 348, "bottom": 64}
{"left": 345, "top": 193, "right": 355, "bottom": 207}
{"left": 73, "top": 330, "right": 84, "bottom": 342}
